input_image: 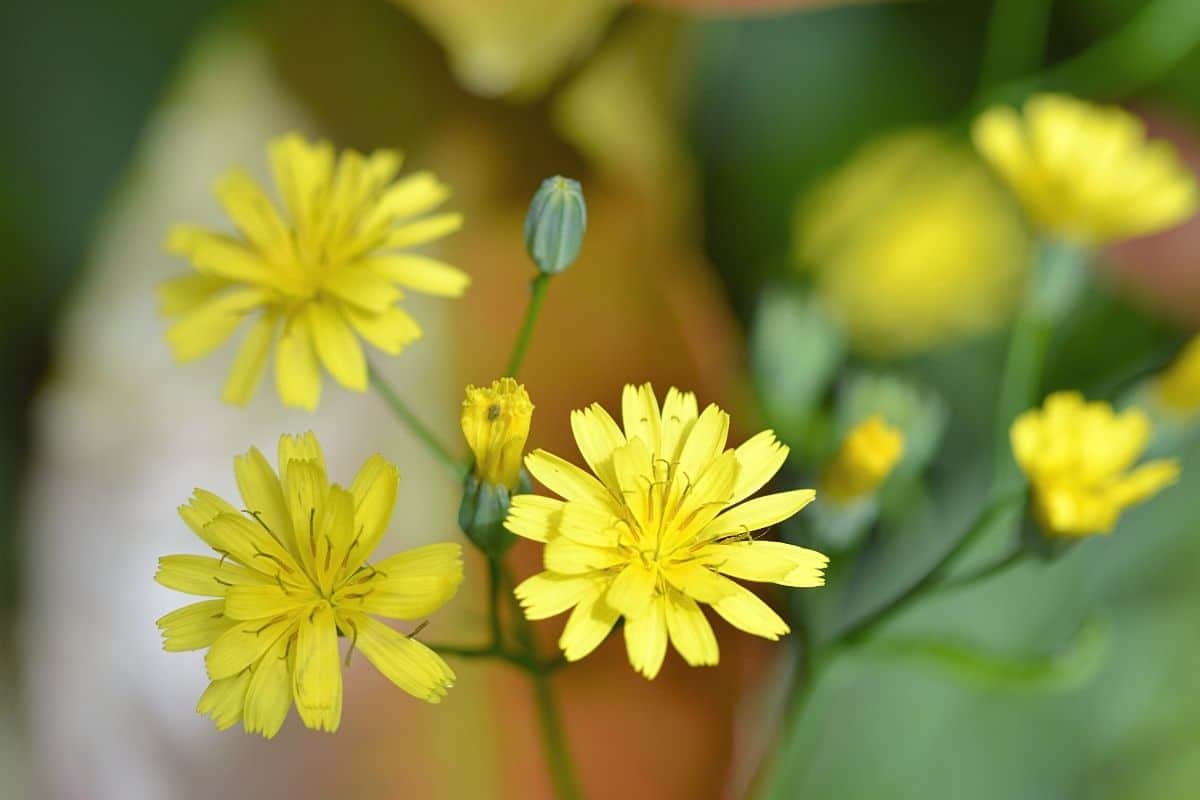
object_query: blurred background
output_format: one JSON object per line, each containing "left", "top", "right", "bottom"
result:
{"left": 2, "top": 0, "right": 1200, "bottom": 797}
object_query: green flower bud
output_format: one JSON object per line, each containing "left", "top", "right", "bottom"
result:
{"left": 524, "top": 176, "right": 587, "bottom": 274}
{"left": 458, "top": 470, "right": 531, "bottom": 558}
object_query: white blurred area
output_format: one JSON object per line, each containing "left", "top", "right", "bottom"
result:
{"left": 19, "top": 26, "right": 477, "bottom": 799}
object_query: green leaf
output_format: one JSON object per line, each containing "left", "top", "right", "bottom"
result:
{"left": 862, "top": 618, "right": 1110, "bottom": 693}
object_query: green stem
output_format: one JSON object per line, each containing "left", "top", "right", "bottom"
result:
{"left": 504, "top": 273, "right": 552, "bottom": 378}
{"left": 368, "top": 365, "right": 466, "bottom": 481}
{"left": 934, "top": 548, "right": 1025, "bottom": 594}
{"left": 832, "top": 496, "right": 1020, "bottom": 649}
{"left": 530, "top": 669, "right": 583, "bottom": 800}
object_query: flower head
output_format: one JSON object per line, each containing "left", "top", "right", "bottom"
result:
{"left": 160, "top": 134, "right": 470, "bottom": 411}
{"left": 462, "top": 378, "right": 534, "bottom": 489}
{"left": 1154, "top": 334, "right": 1200, "bottom": 417}
{"left": 155, "top": 432, "right": 463, "bottom": 736}
{"left": 973, "top": 94, "right": 1198, "bottom": 244}
{"left": 822, "top": 415, "right": 904, "bottom": 504}
{"left": 505, "top": 384, "right": 827, "bottom": 679}
{"left": 796, "top": 129, "right": 1029, "bottom": 356}
{"left": 1012, "top": 392, "right": 1180, "bottom": 537}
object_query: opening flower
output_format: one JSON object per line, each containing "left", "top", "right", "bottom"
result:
{"left": 822, "top": 415, "right": 904, "bottom": 504}
{"left": 505, "top": 384, "right": 827, "bottom": 679}
{"left": 462, "top": 378, "right": 534, "bottom": 489}
{"left": 973, "top": 94, "right": 1198, "bottom": 245}
{"left": 155, "top": 432, "right": 463, "bottom": 737}
{"left": 160, "top": 134, "right": 470, "bottom": 411}
{"left": 1011, "top": 392, "right": 1180, "bottom": 537}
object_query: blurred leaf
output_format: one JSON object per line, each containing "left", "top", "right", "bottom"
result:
{"left": 863, "top": 617, "right": 1111, "bottom": 693}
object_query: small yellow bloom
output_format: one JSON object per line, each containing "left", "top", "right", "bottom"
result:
{"left": 160, "top": 134, "right": 470, "bottom": 411}
{"left": 505, "top": 384, "right": 827, "bottom": 679}
{"left": 1154, "top": 334, "right": 1200, "bottom": 416}
{"left": 461, "top": 378, "right": 534, "bottom": 489}
{"left": 156, "top": 432, "right": 463, "bottom": 737}
{"left": 973, "top": 94, "right": 1198, "bottom": 245}
{"left": 822, "top": 415, "right": 904, "bottom": 504}
{"left": 1012, "top": 392, "right": 1180, "bottom": 537}
{"left": 796, "top": 129, "right": 1030, "bottom": 356}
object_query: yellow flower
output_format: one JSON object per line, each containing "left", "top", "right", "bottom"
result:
{"left": 1154, "top": 334, "right": 1200, "bottom": 416}
{"left": 796, "top": 129, "right": 1030, "bottom": 356}
{"left": 461, "top": 378, "right": 534, "bottom": 489}
{"left": 155, "top": 432, "right": 462, "bottom": 736}
{"left": 973, "top": 94, "right": 1198, "bottom": 244}
{"left": 822, "top": 415, "right": 904, "bottom": 504}
{"left": 505, "top": 384, "right": 827, "bottom": 679}
{"left": 1011, "top": 392, "right": 1180, "bottom": 537}
{"left": 160, "top": 134, "right": 470, "bottom": 411}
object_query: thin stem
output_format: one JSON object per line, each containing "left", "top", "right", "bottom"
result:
{"left": 935, "top": 548, "right": 1025, "bottom": 594}
{"left": 487, "top": 556, "right": 504, "bottom": 651}
{"left": 530, "top": 669, "right": 583, "bottom": 800}
{"left": 368, "top": 365, "right": 466, "bottom": 481}
{"left": 504, "top": 273, "right": 552, "bottom": 378}
{"left": 833, "top": 494, "right": 1021, "bottom": 649}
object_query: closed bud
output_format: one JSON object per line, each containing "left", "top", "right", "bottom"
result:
{"left": 524, "top": 176, "right": 587, "bottom": 274}
{"left": 458, "top": 472, "right": 531, "bottom": 558}
{"left": 821, "top": 415, "right": 904, "bottom": 505}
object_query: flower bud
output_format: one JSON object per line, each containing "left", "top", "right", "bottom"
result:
{"left": 458, "top": 473, "right": 530, "bottom": 558}
{"left": 461, "top": 378, "right": 533, "bottom": 489}
{"left": 524, "top": 176, "right": 586, "bottom": 274}
{"left": 821, "top": 415, "right": 904, "bottom": 505}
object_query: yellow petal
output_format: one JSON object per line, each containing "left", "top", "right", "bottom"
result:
{"left": 234, "top": 446, "right": 295, "bottom": 555}
{"left": 282, "top": 459, "right": 331, "bottom": 575}
{"left": 710, "top": 581, "right": 789, "bottom": 641}
{"left": 605, "top": 561, "right": 656, "bottom": 619}
{"left": 156, "top": 599, "right": 232, "bottom": 652}
{"left": 570, "top": 404, "right": 626, "bottom": 490}
{"left": 664, "top": 590, "right": 719, "bottom": 667}
{"left": 344, "top": 613, "right": 455, "bottom": 703}
{"left": 659, "top": 387, "right": 699, "bottom": 460}
{"left": 243, "top": 635, "right": 293, "bottom": 738}
{"left": 203, "top": 512, "right": 304, "bottom": 584}
{"left": 157, "top": 272, "right": 229, "bottom": 316}
{"left": 544, "top": 538, "right": 624, "bottom": 575}
{"left": 730, "top": 430, "right": 789, "bottom": 505}
{"left": 306, "top": 302, "right": 367, "bottom": 392}
{"left": 166, "top": 226, "right": 279, "bottom": 287}
{"left": 206, "top": 613, "right": 299, "bottom": 680}
{"left": 222, "top": 312, "right": 277, "bottom": 406}
{"left": 365, "top": 254, "right": 470, "bottom": 297}
{"left": 215, "top": 169, "right": 295, "bottom": 265}
{"left": 278, "top": 431, "right": 327, "bottom": 474}
{"left": 621, "top": 383, "right": 662, "bottom": 452}
{"left": 676, "top": 404, "right": 730, "bottom": 484}
{"left": 225, "top": 584, "right": 313, "bottom": 621}
{"left": 275, "top": 313, "right": 322, "bottom": 411}
{"left": 504, "top": 494, "right": 566, "bottom": 542}
{"left": 322, "top": 267, "right": 403, "bottom": 312}
{"left": 292, "top": 604, "right": 342, "bottom": 733}
{"left": 348, "top": 454, "right": 400, "bottom": 562}
{"left": 351, "top": 543, "right": 464, "bottom": 620}
{"left": 703, "top": 489, "right": 816, "bottom": 539}
{"left": 178, "top": 489, "right": 239, "bottom": 550}
{"left": 197, "top": 672, "right": 251, "bottom": 732}
{"left": 313, "top": 486, "right": 357, "bottom": 593}
{"left": 164, "top": 287, "right": 268, "bottom": 362}
{"left": 1110, "top": 459, "right": 1180, "bottom": 508}
{"left": 154, "top": 555, "right": 272, "bottom": 596}
{"left": 662, "top": 561, "right": 736, "bottom": 605}
{"left": 382, "top": 212, "right": 464, "bottom": 249}
{"left": 343, "top": 305, "right": 423, "bottom": 356}
{"left": 624, "top": 599, "right": 668, "bottom": 679}
{"left": 524, "top": 449, "right": 614, "bottom": 510}
{"left": 268, "top": 134, "right": 335, "bottom": 241}
{"left": 559, "top": 586, "right": 620, "bottom": 662}
{"left": 700, "top": 541, "right": 828, "bottom": 588}
{"left": 359, "top": 171, "right": 451, "bottom": 236}
{"left": 514, "top": 571, "right": 600, "bottom": 620}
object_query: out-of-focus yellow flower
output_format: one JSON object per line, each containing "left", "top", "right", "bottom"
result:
{"left": 973, "top": 94, "right": 1198, "bottom": 245}
{"left": 1154, "top": 334, "right": 1200, "bottom": 416}
{"left": 796, "top": 130, "right": 1029, "bottom": 357}
{"left": 1011, "top": 392, "right": 1180, "bottom": 537}
{"left": 155, "top": 432, "right": 462, "bottom": 736}
{"left": 822, "top": 415, "right": 904, "bottom": 504}
{"left": 393, "top": 0, "right": 617, "bottom": 99}
{"left": 461, "top": 378, "right": 534, "bottom": 489}
{"left": 505, "top": 384, "right": 827, "bottom": 679}
{"left": 160, "top": 134, "right": 469, "bottom": 411}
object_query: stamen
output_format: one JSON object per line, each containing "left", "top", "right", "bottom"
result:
{"left": 342, "top": 618, "right": 360, "bottom": 667}
{"left": 212, "top": 577, "right": 234, "bottom": 588}
{"left": 408, "top": 620, "right": 430, "bottom": 639}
